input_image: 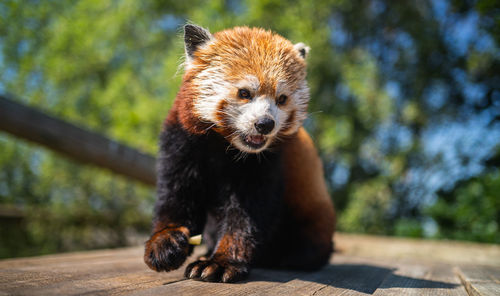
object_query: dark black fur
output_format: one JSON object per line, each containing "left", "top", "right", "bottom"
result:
{"left": 145, "top": 123, "right": 330, "bottom": 282}
{"left": 184, "top": 24, "right": 212, "bottom": 59}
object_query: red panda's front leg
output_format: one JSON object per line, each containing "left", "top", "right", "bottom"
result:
{"left": 144, "top": 125, "right": 207, "bottom": 272}
{"left": 184, "top": 231, "right": 253, "bottom": 283}
{"left": 185, "top": 174, "right": 282, "bottom": 283}
{"left": 184, "top": 198, "right": 256, "bottom": 283}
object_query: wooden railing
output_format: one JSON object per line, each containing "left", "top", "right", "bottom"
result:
{"left": 0, "top": 94, "right": 156, "bottom": 186}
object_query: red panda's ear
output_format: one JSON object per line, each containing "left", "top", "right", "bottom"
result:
{"left": 184, "top": 24, "right": 212, "bottom": 60}
{"left": 294, "top": 42, "right": 310, "bottom": 59}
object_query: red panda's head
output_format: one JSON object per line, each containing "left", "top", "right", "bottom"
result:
{"left": 175, "top": 24, "right": 310, "bottom": 153}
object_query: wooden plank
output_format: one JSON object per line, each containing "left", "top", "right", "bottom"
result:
{"left": 372, "top": 262, "right": 467, "bottom": 296}
{"left": 455, "top": 265, "right": 500, "bottom": 296}
{"left": 129, "top": 260, "right": 309, "bottom": 296}
{"left": 253, "top": 263, "right": 392, "bottom": 296}
{"left": 0, "top": 246, "right": 202, "bottom": 295}
{"left": 19, "top": 271, "right": 185, "bottom": 296}
{"left": 0, "top": 268, "right": 183, "bottom": 296}
{"left": 130, "top": 255, "right": 395, "bottom": 296}
{"left": 2, "top": 235, "right": 499, "bottom": 295}
{"left": 248, "top": 255, "right": 395, "bottom": 296}
{"left": 0, "top": 95, "right": 156, "bottom": 185}
{"left": 455, "top": 265, "right": 500, "bottom": 282}
{"left": 129, "top": 269, "right": 302, "bottom": 296}
{"left": 0, "top": 247, "right": 146, "bottom": 269}
{"left": 335, "top": 233, "right": 500, "bottom": 267}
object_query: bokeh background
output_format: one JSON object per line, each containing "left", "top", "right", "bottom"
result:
{"left": 1, "top": 0, "right": 499, "bottom": 259}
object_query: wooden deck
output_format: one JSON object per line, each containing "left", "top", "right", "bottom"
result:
{"left": 1, "top": 233, "right": 499, "bottom": 296}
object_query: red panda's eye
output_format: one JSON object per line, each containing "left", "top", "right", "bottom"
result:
{"left": 238, "top": 89, "right": 251, "bottom": 100}
{"left": 278, "top": 95, "right": 288, "bottom": 105}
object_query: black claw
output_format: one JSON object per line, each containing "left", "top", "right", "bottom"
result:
{"left": 185, "top": 260, "right": 210, "bottom": 279}
{"left": 184, "top": 260, "right": 249, "bottom": 283}
{"left": 222, "top": 265, "right": 249, "bottom": 283}
{"left": 201, "top": 264, "right": 224, "bottom": 282}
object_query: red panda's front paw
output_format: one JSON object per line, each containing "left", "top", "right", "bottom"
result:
{"left": 184, "top": 259, "right": 249, "bottom": 283}
{"left": 144, "top": 226, "right": 191, "bottom": 272}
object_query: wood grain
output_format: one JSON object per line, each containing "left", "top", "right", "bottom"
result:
{"left": 372, "top": 263, "right": 467, "bottom": 295}
{"left": 335, "top": 233, "right": 500, "bottom": 267}
{"left": 1, "top": 234, "right": 499, "bottom": 295}
{"left": 456, "top": 265, "right": 500, "bottom": 296}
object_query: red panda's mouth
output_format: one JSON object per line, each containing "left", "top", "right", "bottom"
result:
{"left": 242, "top": 134, "right": 267, "bottom": 149}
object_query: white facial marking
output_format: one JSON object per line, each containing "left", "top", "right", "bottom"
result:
{"left": 238, "top": 96, "right": 287, "bottom": 137}
{"left": 236, "top": 75, "right": 260, "bottom": 93}
{"left": 294, "top": 42, "right": 310, "bottom": 58}
{"left": 193, "top": 67, "right": 231, "bottom": 124}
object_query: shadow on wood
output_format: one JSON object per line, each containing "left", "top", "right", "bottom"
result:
{"left": 244, "top": 264, "right": 458, "bottom": 294}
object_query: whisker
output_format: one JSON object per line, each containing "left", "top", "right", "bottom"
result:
{"left": 234, "top": 150, "right": 248, "bottom": 162}
{"left": 203, "top": 123, "right": 217, "bottom": 132}
{"left": 224, "top": 130, "right": 240, "bottom": 140}
{"left": 305, "top": 110, "right": 323, "bottom": 117}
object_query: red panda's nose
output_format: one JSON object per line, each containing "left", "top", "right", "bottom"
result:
{"left": 255, "top": 117, "right": 275, "bottom": 135}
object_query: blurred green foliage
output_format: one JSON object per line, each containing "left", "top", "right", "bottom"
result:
{"left": 427, "top": 161, "right": 500, "bottom": 243}
{"left": 0, "top": 0, "right": 499, "bottom": 258}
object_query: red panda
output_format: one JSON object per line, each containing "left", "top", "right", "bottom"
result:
{"left": 144, "top": 24, "right": 335, "bottom": 283}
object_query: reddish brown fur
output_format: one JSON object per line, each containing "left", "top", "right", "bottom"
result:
{"left": 212, "top": 233, "right": 251, "bottom": 263}
{"left": 208, "top": 27, "right": 306, "bottom": 90}
{"left": 214, "top": 100, "right": 228, "bottom": 125}
{"left": 281, "top": 110, "right": 297, "bottom": 135}
{"left": 144, "top": 224, "right": 190, "bottom": 271}
{"left": 282, "top": 127, "right": 336, "bottom": 251}
{"left": 213, "top": 100, "right": 236, "bottom": 138}
{"left": 165, "top": 73, "right": 212, "bottom": 134}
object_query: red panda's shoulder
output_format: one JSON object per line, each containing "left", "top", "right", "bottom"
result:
{"left": 281, "top": 127, "right": 336, "bottom": 244}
